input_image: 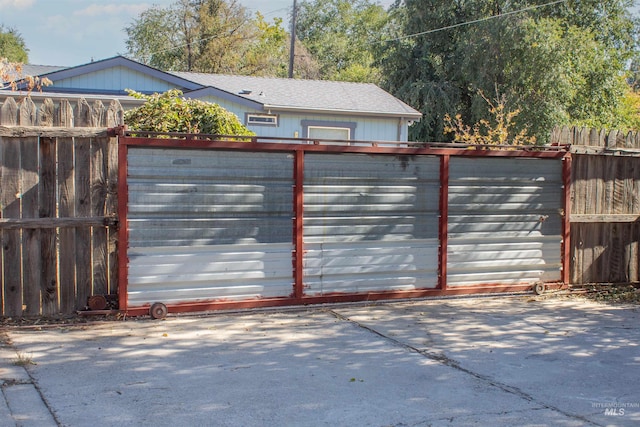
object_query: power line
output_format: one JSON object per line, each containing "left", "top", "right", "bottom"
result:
{"left": 129, "top": 8, "right": 291, "bottom": 63}
{"left": 261, "top": 7, "right": 290, "bottom": 17}
{"left": 378, "top": 0, "right": 568, "bottom": 44}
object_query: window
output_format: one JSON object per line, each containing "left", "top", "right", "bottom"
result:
{"left": 246, "top": 113, "right": 278, "bottom": 126}
{"left": 308, "top": 126, "right": 350, "bottom": 141}
{"left": 301, "top": 120, "right": 356, "bottom": 144}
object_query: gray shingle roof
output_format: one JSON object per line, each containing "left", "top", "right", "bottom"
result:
{"left": 21, "top": 64, "right": 67, "bottom": 76}
{"left": 172, "top": 72, "right": 421, "bottom": 118}
{"left": 4, "top": 56, "right": 421, "bottom": 119}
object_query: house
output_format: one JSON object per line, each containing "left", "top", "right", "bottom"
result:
{"left": 3, "top": 56, "right": 421, "bottom": 141}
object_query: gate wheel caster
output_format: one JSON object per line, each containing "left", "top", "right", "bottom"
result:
{"left": 150, "top": 302, "right": 168, "bottom": 319}
{"left": 533, "top": 283, "right": 546, "bottom": 295}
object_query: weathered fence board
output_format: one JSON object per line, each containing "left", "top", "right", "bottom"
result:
{"left": 0, "top": 132, "right": 119, "bottom": 317}
{"left": 41, "top": 137, "right": 58, "bottom": 314}
{"left": 0, "top": 96, "right": 124, "bottom": 128}
{"left": 1, "top": 98, "right": 18, "bottom": 125}
{"left": 21, "top": 136, "right": 41, "bottom": 315}
{"left": 91, "top": 136, "right": 109, "bottom": 297}
{"left": 2, "top": 137, "right": 22, "bottom": 315}
{"left": 0, "top": 96, "right": 122, "bottom": 317}
{"left": 555, "top": 126, "right": 640, "bottom": 284}
{"left": 107, "top": 137, "right": 118, "bottom": 296}
{"left": 553, "top": 125, "right": 640, "bottom": 152}
{"left": 75, "top": 137, "right": 92, "bottom": 312}
{"left": 58, "top": 136, "right": 76, "bottom": 313}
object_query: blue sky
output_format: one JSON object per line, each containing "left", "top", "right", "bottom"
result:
{"left": 1, "top": 1, "right": 637, "bottom": 68}
{"left": 0, "top": 0, "right": 294, "bottom": 66}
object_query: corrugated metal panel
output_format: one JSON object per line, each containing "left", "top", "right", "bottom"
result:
{"left": 303, "top": 154, "right": 440, "bottom": 295}
{"left": 126, "top": 148, "right": 294, "bottom": 306}
{"left": 447, "top": 157, "right": 563, "bottom": 286}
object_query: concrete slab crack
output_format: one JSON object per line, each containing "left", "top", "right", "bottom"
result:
{"left": 328, "top": 309, "right": 604, "bottom": 427}
{"left": 1, "top": 334, "right": 62, "bottom": 427}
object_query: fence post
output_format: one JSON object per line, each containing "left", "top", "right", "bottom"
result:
{"left": 438, "top": 155, "right": 449, "bottom": 290}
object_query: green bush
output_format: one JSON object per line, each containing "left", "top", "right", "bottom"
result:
{"left": 124, "top": 89, "right": 255, "bottom": 137}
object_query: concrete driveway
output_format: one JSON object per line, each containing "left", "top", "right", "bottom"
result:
{"left": 1, "top": 295, "right": 639, "bottom": 426}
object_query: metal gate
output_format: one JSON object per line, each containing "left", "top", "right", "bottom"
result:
{"left": 117, "top": 135, "right": 570, "bottom": 316}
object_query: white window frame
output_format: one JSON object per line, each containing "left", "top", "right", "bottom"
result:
{"left": 246, "top": 113, "right": 278, "bottom": 127}
{"left": 307, "top": 126, "right": 351, "bottom": 141}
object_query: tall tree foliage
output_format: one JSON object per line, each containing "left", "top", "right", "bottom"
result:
{"left": 191, "top": 0, "right": 254, "bottom": 73}
{"left": 124, "top": 0, "right": 292, "bottom": 76}
{"left": 296, "top": 0, "right": 389, "bottom": 82}
{"left": 0, "top": 25, "right": 28, "bottom": 63}
{"left": 378, "top": 0, "right": 639, "bottom": 143}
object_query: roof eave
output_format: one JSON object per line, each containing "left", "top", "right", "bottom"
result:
{"left": 40, "top": 56, "right": 202, "bottom": 91}
{"left": 263, "top": 104, "right": 423, "bottom": 120}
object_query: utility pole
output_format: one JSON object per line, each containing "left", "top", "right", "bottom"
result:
{"left": 288, "top": 0, "right": 297, "bottom": 78}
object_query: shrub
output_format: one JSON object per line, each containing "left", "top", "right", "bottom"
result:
{"left": 124, "top": 89, "right": 255, "bottom": 137}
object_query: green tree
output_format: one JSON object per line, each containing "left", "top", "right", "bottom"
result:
{"left": 124, "top": 0, "right": 291, "bottom": 76}
{"left": 231, "top": 13, "right": 287, "bottom": 76}
{"left": 379, "top": 0, "right": 639, "bottom": 143}
{"left": 190, "top": 0, "right": 255, "bottom": 73}
{"left": 616, "top": 88, "right": 640, "bottom": 131}
{"left": 235, "top": 13, "right": 321, "bottom": 78}
{"left": 296, "top": 0, "right": 389, "bottom": 82}
{"left": 0, "top": 26, "right": 28, "bottom": 63}
{"left": 124, "top": 5, "right": 182, "bottom": 70}
{"left": 504, "top": 17, "right": 631, "bottom": 134}
{"left": 124, "top": 89, "right": 255, "bottom": 136}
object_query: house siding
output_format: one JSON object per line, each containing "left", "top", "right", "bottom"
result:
{"left": 197, "top": 96, "right": 250, "bottom": 123}
{"left": 199, "top": 95, "right": 406, "bottom": 141}
{"left": 200, "top": 96, "right": 407, "bottom": 141}
{"left": 52, "top": 66, "right": 178, "bottom": 93}
{"left": 281, "top": 114, "right": 403, "bottom": 142}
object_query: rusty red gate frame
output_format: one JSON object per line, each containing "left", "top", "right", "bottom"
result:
{"left": 117, "top": 134, "right": 571, "bottom": 316}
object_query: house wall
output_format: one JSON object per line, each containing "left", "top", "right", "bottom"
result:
{"left": 50, "top": 66, "right": 178, "bottom": 94}
{"left": 198, "top": 95, "right": 406, "bottom": 141}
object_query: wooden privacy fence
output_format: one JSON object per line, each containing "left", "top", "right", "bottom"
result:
{"left": 552, "top": 126, "right": 640, "bottom": 284}
{"left": 1, "top": 96, "right": 122, "bottom": 317}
